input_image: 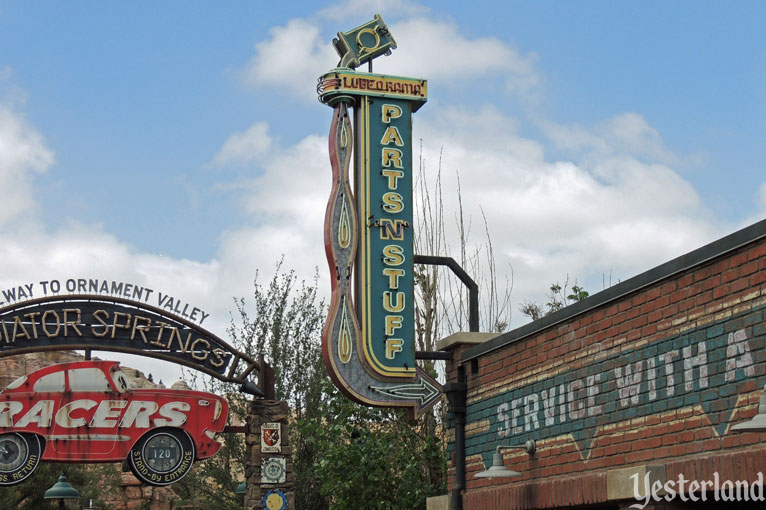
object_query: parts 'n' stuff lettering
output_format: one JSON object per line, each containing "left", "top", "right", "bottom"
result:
{"left": 377, "top": 103, "right": 409, "bottom": 365}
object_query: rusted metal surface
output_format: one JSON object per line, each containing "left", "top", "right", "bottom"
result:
{"left": 0, "top": 360, "right": 229, "bottom": 486}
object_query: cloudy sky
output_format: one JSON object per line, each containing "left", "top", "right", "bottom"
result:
{"left": 0, "top": 1, "right": 764, "bottom": 380}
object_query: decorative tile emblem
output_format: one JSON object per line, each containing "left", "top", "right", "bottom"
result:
{"left": 261, "top": 422, "right": 281, "bottom": 453}
{"left": 262, "top": 489, "right": 288, "bottom": 510}
{"left": 261, "top": 457, "right": 286, "bottom": 484}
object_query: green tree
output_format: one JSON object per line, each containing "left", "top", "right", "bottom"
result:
{"left": 171, "top": 416, "right": 246, "bottom": 510}
{"left": 519, "top": 278, "right": 590, "bottom": 321}
{"left": 173, "top": 261, "right": 329, "bottom": 510}
{"left": 227, "top": 261, "right": 327, "bottom": 418}
{"left": 229, "top": 262, "right": 330, "bottom": 508}
{"left": 174, "top": 259, "right": 446, "bottom": 509}
{"left": 310, "top": 385, "right": 445, "bottom": 509}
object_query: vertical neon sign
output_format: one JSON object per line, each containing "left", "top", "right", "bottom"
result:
{"left": 319, "top": 16, "right": 441, "bottom": 417}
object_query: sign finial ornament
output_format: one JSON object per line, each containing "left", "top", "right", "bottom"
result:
{"left": 332, "top": 14, "right": 396, "bottom": 69}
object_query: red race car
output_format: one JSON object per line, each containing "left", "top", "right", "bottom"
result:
{"left": 0, "top": 360, "right": 229, "bottom": 486}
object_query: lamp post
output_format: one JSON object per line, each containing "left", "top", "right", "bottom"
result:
{"left": 236, "top": 480, "right": 246, "bottom": 508}
{"left": 44, "top": 473, "right": 80, "bottom": 509}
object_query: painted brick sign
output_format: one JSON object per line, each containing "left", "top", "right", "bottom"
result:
{"left": 472, "top": 306, "right": 763, "bottom": 466}
{"left": 442, "top": 220, "right": 766, "bottom": 509}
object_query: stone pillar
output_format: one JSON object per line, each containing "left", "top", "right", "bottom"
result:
{"left": 244, "top": 399, "right": 294, "bottom": 510}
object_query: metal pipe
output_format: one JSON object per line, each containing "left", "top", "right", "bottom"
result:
{"left": 414, "top": 254, "right": 475, "bottom": 510}
{"left": 415, "top": 350, "right": 452, "bottom": 360}
{"left": 445, "top": 381, "right": 467, "bottom": 510}
{"left": 413, "top": 255, "right": 479, "bottom": 332}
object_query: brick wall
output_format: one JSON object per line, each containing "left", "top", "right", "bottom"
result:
{"left": 446, "top": 220, "right": 766, "bottom": 509}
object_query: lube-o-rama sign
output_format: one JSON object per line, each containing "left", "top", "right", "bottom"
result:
{"left": 319, "top": 15, "right": 441, "bottom": 418}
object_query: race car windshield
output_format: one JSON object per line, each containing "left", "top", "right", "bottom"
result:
{"left": 69, "top": 367, "right": 111, "bottom": 392}
{"left": 5, "top": 375, "right": 27, "bottom": 390}
{"left": 112, "top": 370, "right": 131, "bottom": 393}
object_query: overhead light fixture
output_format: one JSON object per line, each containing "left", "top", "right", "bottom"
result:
{"left": 731, "top": 385, "right": 766, "bottom": 432}
{"left": 474, "top": 440, "right": 536, "bottom": 479}
{"left": 44, "top": 473, "right": 80, "bottom": 509}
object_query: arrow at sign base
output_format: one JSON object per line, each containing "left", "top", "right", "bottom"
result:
{"left": 370, "top": 374, "right": 442, "bottom": 409}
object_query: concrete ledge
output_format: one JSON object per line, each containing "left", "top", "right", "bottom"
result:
{"left": 426, "top": 494, "right": 450, "bottom": 510}
{"left": 607, "top": 465, "right": 666, "bottom": 500}
{"left": 436, "top": 332, "right": 499, "bottom": 351}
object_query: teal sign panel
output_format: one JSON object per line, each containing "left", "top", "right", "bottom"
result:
{"left": 356, "top": 96, "right": 416, "bottom": 379}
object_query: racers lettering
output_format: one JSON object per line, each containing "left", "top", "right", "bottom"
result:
{"left": 0, "top": 399, "right": 190, "bottom": 429}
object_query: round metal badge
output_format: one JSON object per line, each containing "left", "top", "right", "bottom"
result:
{"left": 262, "top": 488, "right": 287, "bottom": 510}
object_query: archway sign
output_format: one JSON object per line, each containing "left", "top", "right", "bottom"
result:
{"left": 0, "top": 292, "right": 263, "bottom": 395}
{"left": 318, "top": 15, "right": 443, "bottom": 420}
{"left": 0, "top": 283, "right": 267, "bottom": 488}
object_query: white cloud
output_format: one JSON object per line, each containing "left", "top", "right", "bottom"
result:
{"left": 244, "top": 18, "right": 338, "bottom": 103}
{"left": 600, "top": 113, "right": 674, "bottom": 162}
{"left": 0, "top": 105, "right": 54, "bottom": 228}
{"left": 0, "top": 101, "right": 327, "bottom": 385}
{"left": 244, "top": 15, "right": 539, "bottom": 102}
{"left": 411, "top": 106, "right": 723, "bottom": 324}
{"left": 373, "top": 18, "right": 539, "bottom": 95}
{"left": 205, "top": 105, "right": 727, "bottom": 333}
{"left": 212, "top": 122, "right": 274, "bottom": 166}
{"left": 539, "top": 112, "right": 677, "bottom": 165}
{"left": 0, "top": 222, "right": 223, "bottom": 384}
{"left": 0, "top": 101, "right": 306, "bottom": 383}
{"left": 217, "top": 130, "right": 331, "bottom": 287}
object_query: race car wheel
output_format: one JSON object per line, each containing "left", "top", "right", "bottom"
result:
{"left": 0, "top": 433, "right": 42, "bottom": 486}
{"left": 128, "top": 429, "right": 195, "bottom": 486}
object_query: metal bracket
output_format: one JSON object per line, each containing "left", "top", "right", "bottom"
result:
{"left": 413, "top": 254, "right": 479, "bottom": 332}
